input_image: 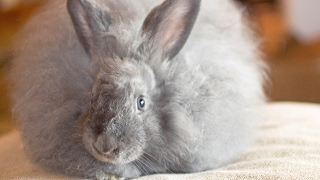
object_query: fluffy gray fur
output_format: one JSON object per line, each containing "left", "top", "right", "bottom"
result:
{"left": 10, "top": 0, "right": 266, "bottom": 179}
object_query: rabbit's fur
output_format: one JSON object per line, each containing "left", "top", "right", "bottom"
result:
{"left": 10, "top": 0, "right": 266, "bottom": 179}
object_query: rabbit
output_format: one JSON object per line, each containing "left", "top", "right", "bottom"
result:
{"left": 10, "top": 0, "right": 266, "bottom": 179}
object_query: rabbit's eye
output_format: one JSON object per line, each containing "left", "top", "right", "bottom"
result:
{"left": 137, "top": 97, "right": 145, "bottom": 111}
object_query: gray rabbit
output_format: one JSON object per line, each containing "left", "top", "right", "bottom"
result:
{"left": 10, "top": 0, "right": 266, "bottom": 179}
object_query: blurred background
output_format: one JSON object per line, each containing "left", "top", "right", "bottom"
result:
{"left": 0, "top": 0, "right": 320, "bottom": 135}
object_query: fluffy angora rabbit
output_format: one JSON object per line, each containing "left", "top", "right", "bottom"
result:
{"left": 10, "top": 0, "right": 266, "bottom": 179}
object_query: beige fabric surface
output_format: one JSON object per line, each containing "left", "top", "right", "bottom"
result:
{"left": 1, "top": 102, "right": 320, "bottom": 180}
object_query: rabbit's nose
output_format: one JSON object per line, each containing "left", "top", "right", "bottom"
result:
{"left": 93, "top": 135, "right": 119, "bottom": 159}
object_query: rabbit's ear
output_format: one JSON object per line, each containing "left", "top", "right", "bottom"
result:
{"left": 67, "top": 0, "right": 112, "bottom": 57}
{"left": 141, "top": 0, "right": 201, "bottom": 59}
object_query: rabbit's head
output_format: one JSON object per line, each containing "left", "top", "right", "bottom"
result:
{"left": 67, "top": 0, "right": 200, "bottom": 165}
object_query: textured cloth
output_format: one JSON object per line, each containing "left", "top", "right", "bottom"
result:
{"left": 1, "top": 102, "right": 320, "bottom": 180}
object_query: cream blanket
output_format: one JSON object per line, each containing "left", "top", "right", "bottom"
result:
{"left": 1, "top": 102, "right": 320, "bottom": 179}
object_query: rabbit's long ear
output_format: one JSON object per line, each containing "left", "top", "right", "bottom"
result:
{"left": 67, "top": 0, "right": 112, "bottom": 57}
{"left": 141, "top": 0, "right": 201, "bottom": 60}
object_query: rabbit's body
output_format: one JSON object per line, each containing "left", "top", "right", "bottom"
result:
{"left": 10, "top": 0, "right": 265, "bottom": 179}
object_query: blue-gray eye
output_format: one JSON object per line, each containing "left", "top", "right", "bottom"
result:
{"left": 137, "top": 97, "right": 145, "bottom": 111}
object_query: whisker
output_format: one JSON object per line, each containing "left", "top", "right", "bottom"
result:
{"left": 129, "top": 139, "right": 174, "bottom": 174}
{"left": 138, "top": 159, "right": 150, "bottom": 175}
{"left": 139, "top": 155, "right": 159, "bottom": 174}
{"left": 132, "top": 161, "right": 144, "bottom": 175}
{"left": 135, "top": 160, "right": 148, "bottom": 175}
{"left": 130, "top": 162, "right": 141, "bottom": 177}
{"left": 143, "top": 151, "right": 174, "bottom": 173}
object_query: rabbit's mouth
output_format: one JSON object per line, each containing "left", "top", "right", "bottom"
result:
{"left": 91, "top": 143, "right": 120, "bottom": 164}
{"left": 89, "top": 142, "right": 143, "bottom": 165}
{"left": 83, "top": 129, "right": 144, "bottom": 165}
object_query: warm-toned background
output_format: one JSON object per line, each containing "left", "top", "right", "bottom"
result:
{"left": 1, "top": 0, "right": 320, "bottom": 135}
